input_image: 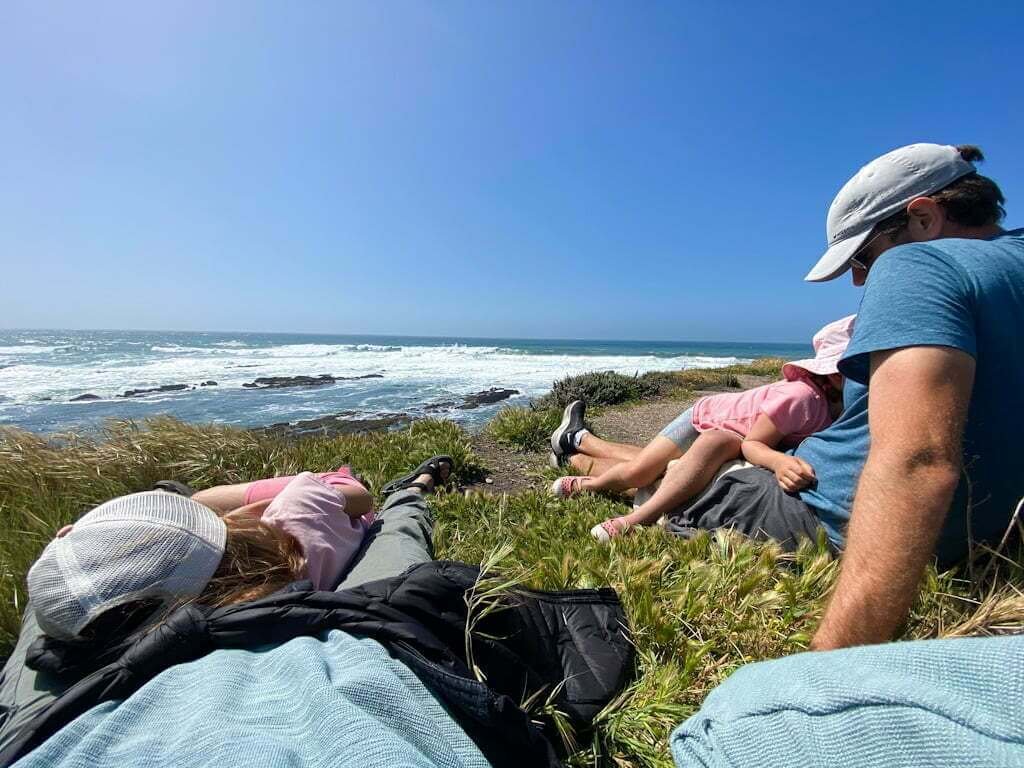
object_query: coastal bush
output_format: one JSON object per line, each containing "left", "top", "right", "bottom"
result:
{"left": 675, "top": 369, "right": 742, "bottom": 389}
{"left": 534, "top": 371, "right": 664, "bottom": 411}
{"left": 485, "top": 405, "right": 562, "bottom": 452}
{"left": 672, "top": 357, "right": 785, "bottom": 389}
{"left": 722, "top": 356, "right": 786, "bottom": 377}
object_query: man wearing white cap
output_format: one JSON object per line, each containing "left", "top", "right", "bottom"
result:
{"left": 801, "top": 143, "right": 1023, "bottom": 650}
{"left": 659, "top": 144, "right": 1021, "bottom": 651}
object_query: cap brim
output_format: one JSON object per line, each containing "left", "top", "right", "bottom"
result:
{"left": 804, "top": 228, "right": 873, "bottom": 283}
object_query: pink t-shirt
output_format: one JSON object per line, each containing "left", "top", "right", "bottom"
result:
{"left": 260, "top": 472, "right": 370, "bottom": 590}
{"left": 691, "top": 379, "right": 832, "bottom": 446}
{"left": 245, "top": 467, "right": 374, "bottom": 525}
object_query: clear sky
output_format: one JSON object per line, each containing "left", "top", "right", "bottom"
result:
{"left": 2, "top": 2, "right": 1021, "bottom": 343}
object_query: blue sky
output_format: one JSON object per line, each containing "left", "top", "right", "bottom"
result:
{"left": 2, "top": 2, "right": 1021, "bottom": 343}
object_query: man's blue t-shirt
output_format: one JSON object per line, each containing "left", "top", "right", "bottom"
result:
{"left": 796, "top": 229, "right": 1024, "bottom": 565}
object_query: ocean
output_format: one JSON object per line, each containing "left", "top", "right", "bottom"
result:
{"left": 0, "top": 330, "right": 808, "bottom": 435}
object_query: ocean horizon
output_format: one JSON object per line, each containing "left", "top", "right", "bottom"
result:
{"left": 0, "top": 329, "right": 808, "bottom": 435}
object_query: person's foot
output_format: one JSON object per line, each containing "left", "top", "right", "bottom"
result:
{"left": 381, "top": 455, "right": 454, "bottom": 495}
{"left": 414, "top": 458, "right": 452, "bottom": 494}
{"left": 550, "top": 400, "right": 586, "bottom": 464}
{"left": 550, "top": 475, "right": 587, "bottom": 499}
{"left": 590, "top": 517, "right": 632, "bottom": 543}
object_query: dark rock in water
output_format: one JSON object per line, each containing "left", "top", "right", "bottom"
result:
{"left": 119, "top": 383, "right": 190, "bottom": 398}
{"left": 243, "top": 374, "right": 336, "bottom": 389}
{"left": 201, "top": 381, "right": 218, "bottom": 387}
{"left": 242, "top": 373, "right": 383, "bottom": 389}
{"left": 423, "top": 399, "right": 459, "bottom": 413}
{"left": 70, "top": 393, "right": 101, "bottom": 402}
{"left": 261, "top": 411, "right": 409, "bottom": 439}
{"left": 458, "top": 388, "right": 520, "bottom": 409}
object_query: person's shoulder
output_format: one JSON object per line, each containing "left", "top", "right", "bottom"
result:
{"left": 866, "top": 239, "right": 973, "bottom": 296}
{"left": 888, "top": 229, "right": 1024, "bottom": 268}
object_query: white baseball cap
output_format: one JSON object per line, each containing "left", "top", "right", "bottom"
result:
{"left": 27, "top": 491, "right": 227, "bottom": 639}
{"left": 805, "top": 143, "right": 977, "bottom": 282}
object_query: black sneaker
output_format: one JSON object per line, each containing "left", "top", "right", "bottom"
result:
{"left": 550, "top": 400, "right": 586, "bottom": 460}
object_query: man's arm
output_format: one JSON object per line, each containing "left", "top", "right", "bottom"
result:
{"left": 810, "top": 345, "right": 975, "bottom": 651}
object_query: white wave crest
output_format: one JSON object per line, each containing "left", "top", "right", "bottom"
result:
{"left": 0, "top": 345, "right": 59, "bottom": 355}
{"left": 0, "top": 340, "right": 754, "bottom": 410}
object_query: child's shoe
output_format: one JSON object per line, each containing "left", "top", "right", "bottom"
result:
{"left": 590, "top": 517, "right": 632, "bottom": 543}
{"left": 550, "top": 476, "right": 586, "bottom": 498}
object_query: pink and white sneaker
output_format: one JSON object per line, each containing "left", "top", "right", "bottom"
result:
{"left": 590, "top": 517, "right": 632, "bottom": 543}
{"left": 550, "top": 476, "right": 587, "bottom": 499}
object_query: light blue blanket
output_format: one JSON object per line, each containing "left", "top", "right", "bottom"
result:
{"left": 672, "top": 635, "right": 1024, "bottom": 768}
{"left": 14, "top": 630, "right": 490, "bottom": 768}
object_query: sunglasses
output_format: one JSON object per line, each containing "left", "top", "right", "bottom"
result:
{"left": 849, "top": 230, "right": 886, "bottom": 271}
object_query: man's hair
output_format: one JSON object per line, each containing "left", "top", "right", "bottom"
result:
{"left": 875, "top": 145, "right": 1006, "bottom": 238}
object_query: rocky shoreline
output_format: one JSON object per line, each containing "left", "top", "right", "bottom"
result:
{"left": 67, "top": 373, "right": 388, "bottom": 402}
{"left": 260, "top": 387, "right": 521, "bottom": 438}
{"left": 64, "top": 370, "right": 521, "bottom": 437}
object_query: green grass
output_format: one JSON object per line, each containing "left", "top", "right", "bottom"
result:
{"left": 675, "top": 369, "right": 742, "bottom": 389}
{"left": 3, "top": 415, "right": 1023, "bottom": 767}
{"left": 485, "top": 404, "right": 563, "bottom": 452}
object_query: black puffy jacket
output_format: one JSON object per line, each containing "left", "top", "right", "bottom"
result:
{"left": 1, "top": 561, "right": 634, "bottom": 768}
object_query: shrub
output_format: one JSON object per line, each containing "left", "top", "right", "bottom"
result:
{"left": 485, "top": 406, "right": 562, "bottom": 453}
{"left": 676, "top": 369, "right": 742, "bottom": 389}
{"left": 722, "top": 356, "right": 786, "bottom": 377}
{"left": 534, "top": 371, "right": 664, "bottom": 411}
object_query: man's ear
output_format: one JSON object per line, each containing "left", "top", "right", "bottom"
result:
{"left": 905, "top": 197, "right": 945, "bottom": 242}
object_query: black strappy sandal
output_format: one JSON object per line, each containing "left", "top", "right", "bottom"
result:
{"left": 380, "top": 455, "right": 454, "bottom": 495}
{"left": 152, "top": 480, "right": 196, "bottom": 497}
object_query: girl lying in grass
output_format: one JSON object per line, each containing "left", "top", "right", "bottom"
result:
{"left": 549, "top": 316, "right": 853, "bottom": 542}
{"left": 27, "top": 457, "right": 452, "bottom": 639}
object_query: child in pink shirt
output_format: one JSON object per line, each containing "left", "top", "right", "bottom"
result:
{"left": 190, "top": 467, "right": 374, "bottom": 594}
{"left": 549, "top": 315, "right": 855, "bottom": 542}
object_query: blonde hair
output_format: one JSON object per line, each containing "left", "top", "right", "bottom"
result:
{"left": 197, "top": 515, "right": 306, "bottom": 608}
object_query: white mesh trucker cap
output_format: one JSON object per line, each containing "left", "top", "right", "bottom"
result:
{"left": 27, "top": 491, "right": 227, "bottom": 639}
{"left": 805, "top": 144, "right": 977, "bottom": 282}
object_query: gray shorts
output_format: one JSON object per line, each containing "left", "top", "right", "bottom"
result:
{"left": 658, "top": 407, "right": 700, "bottom": 451}
{"left": 663, "top": 466, "right": 832, "bottom": 552}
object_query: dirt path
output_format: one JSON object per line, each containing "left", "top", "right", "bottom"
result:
{"left": 464, "top": 374, "right": 774, "bottom": 494}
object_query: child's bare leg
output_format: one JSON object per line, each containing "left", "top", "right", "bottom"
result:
{"left": 191, "top": 483, "right": 251, "bottom": 513}
{"left": 569, "top": 453, "right": 626, "bottom": 477}
{"left": 622, "top": 431, "right": 741, "bottom": 527}
{"left": 580, "top": 436, "right": 682, "bottom": 493}
{"left": 576, "top": 432, "right": 643, "bottom": 462}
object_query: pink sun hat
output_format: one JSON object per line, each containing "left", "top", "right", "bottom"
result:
{"left": 783, "top": 314, "right": 856, "bottom": 381}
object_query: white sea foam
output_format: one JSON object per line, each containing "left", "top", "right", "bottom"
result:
{"left": 0, "top": 340, "right": 747, "bottom": 406}
{"left": 0, "top": 345, "right": 59, "bottom": 355}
